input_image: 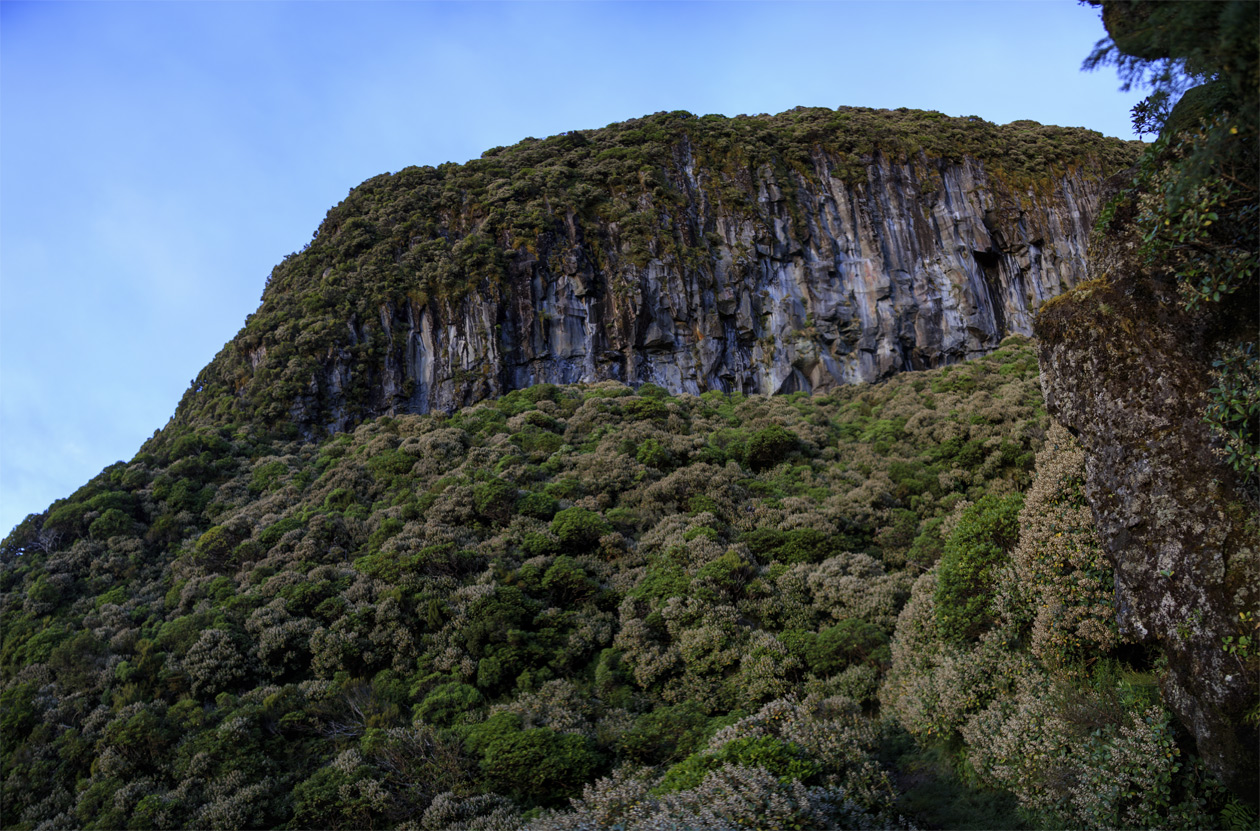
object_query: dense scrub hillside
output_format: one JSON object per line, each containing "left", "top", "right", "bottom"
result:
{"left": 2, "top": 339, "right": 1251, "bottom": 829}
{"left": 7, "top": 2, "right": 1256, "bottom": 826}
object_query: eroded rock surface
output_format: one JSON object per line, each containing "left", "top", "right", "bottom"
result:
{"left": 1036, "top": 194, "right": 1260, "bottom": 798}
{"left": 229, "top": 156, "right": 1107, "bottom": 435}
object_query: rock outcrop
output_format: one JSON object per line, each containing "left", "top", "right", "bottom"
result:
{"left": 1036, "top": 187, "right": 1260, "bottom": 798}
{"left": 315, "top": 157, "right": 1099, "bottom": 426}
{"left": 173, "top": 108, "right": 1135, "bottom": 435}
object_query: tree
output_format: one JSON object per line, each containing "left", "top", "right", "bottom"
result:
{"left": 1085, "top": 0, "right": 1259, "bottom": 483}
{"left": 1084, "top": 0, "right": 1257, "bottom": 302}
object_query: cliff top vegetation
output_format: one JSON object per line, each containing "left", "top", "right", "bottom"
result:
{"left": 164, "top": 105, "right": 1138, "bottom": 441}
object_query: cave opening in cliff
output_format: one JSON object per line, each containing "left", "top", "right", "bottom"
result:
{"left": 972, "top": 248, "right": 1007, "bottom": 335}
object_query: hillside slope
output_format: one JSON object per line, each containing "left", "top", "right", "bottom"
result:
{"left": 3, "top": 341, "right": 1050, "bottom": 829}
{"left": 4, "top": 101, "right": 1254, "bottom": 829}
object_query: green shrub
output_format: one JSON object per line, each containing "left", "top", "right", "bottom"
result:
{"left": 907, "top": 516, "right": 947, "bottom": 567}
{"left": 43, "top": 500, "right": 89, "bottom": 538}
{"left": 323, "top": 487, "right": 358, "bottom": 511}
{"left": 367, "top": 517, "right": 404, "bottom": 553}
{"left": 616, "top": 701, "right": 712, "bottom": 765}
{"left": 860, "top": 417, "right": 907, "bottom": 455}
{"left": 520, "top": 531, "right": 560, "bottom": 557}
{"left": 746, "top": 425, "right": 798, "bottom": 472}
{"left": 631, "top": 545, "right": 692, "bottom": 604}
{"left": 741, "top": 528, "right": 786, "bottom": 558}
{"left": 413, "top": 543, "right": 482, "bottom": 577}
{"left": 624, "top": 397, "right": 669, "bottom": 422}
{"left": 464, "top": 712, "right": 598, "bottom": 806}
{"left": 416, "top": 681, "right": 483, "bottom": 726}
{"left": 635, "top": 437, "right": 673, "bottom": 469}
{"left": 511, "top": 425, "right": 565, "bottom": 458}
{"left": 248, "top": 460, "right": 289, "bottom": 494}
{"left": 517, "top": 490, "right": 558, "bottom": 520}
{"left": 692, "top": 550, "right": 755, "bottom": 602}
{"left": 167, "top": 431, "right": 229, "bottom": 462}
{"left": 192, "top": 524, "right": 235, "bottom": 567}
{"left": 637, "top": 383, "right": 669, "bottom": 400}
{"left": 777, "top": 529, "right": 840, "bottom": 564}
{"left": 658, "top": 735, "right": 821, "bottom": 793}
{"left": 291, "top": 760, "right": 387, "bottom": 830}
{"left": 521, "top": 410, "right": 562, "bottom": 433}
{"left": 935, "top": 493, "right": 1024, "bottom": 643}
{"left": 86, "top": 490, "right": 139, "bottom": 518}
{"left": 1204, "top": 342, "right": 1260, "bottom": 484}
{"left": 550, "top": 507, "right": 612, "bottom": 552}
{"left": 741, "top": 527, "right": 838, "bottom": 564}
{"left": 594, "top": 647, "right": 633, "bottom": 706}
{"left": 543, "top": 477, "right": 583, "bottom": 500}
{"left": 810, "top": 620, "right": 890, "bottom": 675}
{"left": 472, "top": 478, "right": 517, "bottom": 524}
{"left": 89, "top": 509, "right": 134, "bottom": 542}
{"left": 367, "top": 447, "right": 416, "bottom": 481}
{"left": 889, "top": 460, "right": 941, "bottom": 500}
{"left": 541, "top": 555, "right": 596, "bottom": 602}
{"left": 683, "top": 525, "right": 719, "bottom": 542}
{"left": 258, "top": 515, "right": 304, "bottom": 549}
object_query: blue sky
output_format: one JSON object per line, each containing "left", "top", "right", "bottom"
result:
{"left": 0, "top": 0, "right": 1141, "bottom": 536}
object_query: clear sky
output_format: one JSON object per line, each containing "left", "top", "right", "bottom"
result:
{"left": 0, "top": 0, "right": 1141, "bottom": 537}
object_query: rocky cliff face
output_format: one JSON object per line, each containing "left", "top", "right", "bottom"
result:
{"left": 303, "top": 156, "right": 1101, "bottom": 432}
{"left": 1036, "top": 186, "right": 1260, "bottom": 798}
{"left": 173, "top": 108, "right": 1135, "bottom": 435}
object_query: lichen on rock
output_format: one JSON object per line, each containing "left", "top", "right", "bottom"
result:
{"left": 1035, "top": 178, "right": 1260, "bottom": 798}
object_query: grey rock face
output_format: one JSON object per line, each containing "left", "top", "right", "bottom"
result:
{"left": 1035, "top": 196, "right": 1260, "bottom": 799}
{"left": 293, "top": 151, "right": 1103, "bottom": 432}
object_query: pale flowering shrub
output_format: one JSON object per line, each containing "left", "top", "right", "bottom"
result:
{"left": 191, "top": 776, "right": 274, "bottom": 831}
{"left": 553, "top": 607, "right": 616, "bottom": 671}
{"left": 734, "top": 629, "right": 800, "bottom": 705}
{"left": 959, "top": 669, "right": 1070, "bottom": 812}
{"left": 884, "top": 422, "right": 1231, "bottom": 826}
{"left": 881, "top": 567, "right": 1032, "bottom": 740}
{"left": 804, "top": 663, "right": 881, "bottom": 705}
{"left": 247, "top": 599, "right": 317, "bottom": 678}
{"left": 309, "top": 620, "right": 370, "bottom": 678}
{"left": 765, "top": 562, "right": 826, "bottom": 631}
{"left": 1012, "top": 421, "right": 1121, "bottom": 669}
{"left": 101, "top": 777, "right": 158, "bottom": 819}
{"left": 525, "top": 764, "right": 654, "bottom": 830}
{"left": 290, "top": 748, "right": 393, "bottom": 829}
{"left": 648, "top": 764, "right": 894, "bottom": 831}
{"left": 612, "top": 604, "right": 681, "bottom": 692}
{"left": 410, "top": 427, "right": 472, "bottom": 479}
{"left": 669, "top": 622, "right": 742, "bottom": 704}
{"left": 182, "top": 629, "right": 248, "bottom": 698}
{"left": 418, "top": 791, "right": 522, "bottom": 830}
{"left": 803, "top": 553, "right": 914, "bottom": 631}
{"left": 617, "top": 595, "right": 750, "bottom": 705}
{"left": 700, "top": 695, "right": 898, "bottom": 813}
{"left": 963, "top": 676, "right": 1220, "bottom": 830}
{"left": 529, "top": 763, "right": 909, "bottom": 831}
{"left": 490, "top": 679, "right": 594, "bottom": 736}
{"left": 371, "top": 725, "right": 472, "bottom": 808}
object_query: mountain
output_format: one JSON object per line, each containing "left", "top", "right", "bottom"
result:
{"left": 170, "top": 107, "right": 1136, "bottom": 438}
{"left": 5, "top": 102, "right": 1257, "bottom": 831}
